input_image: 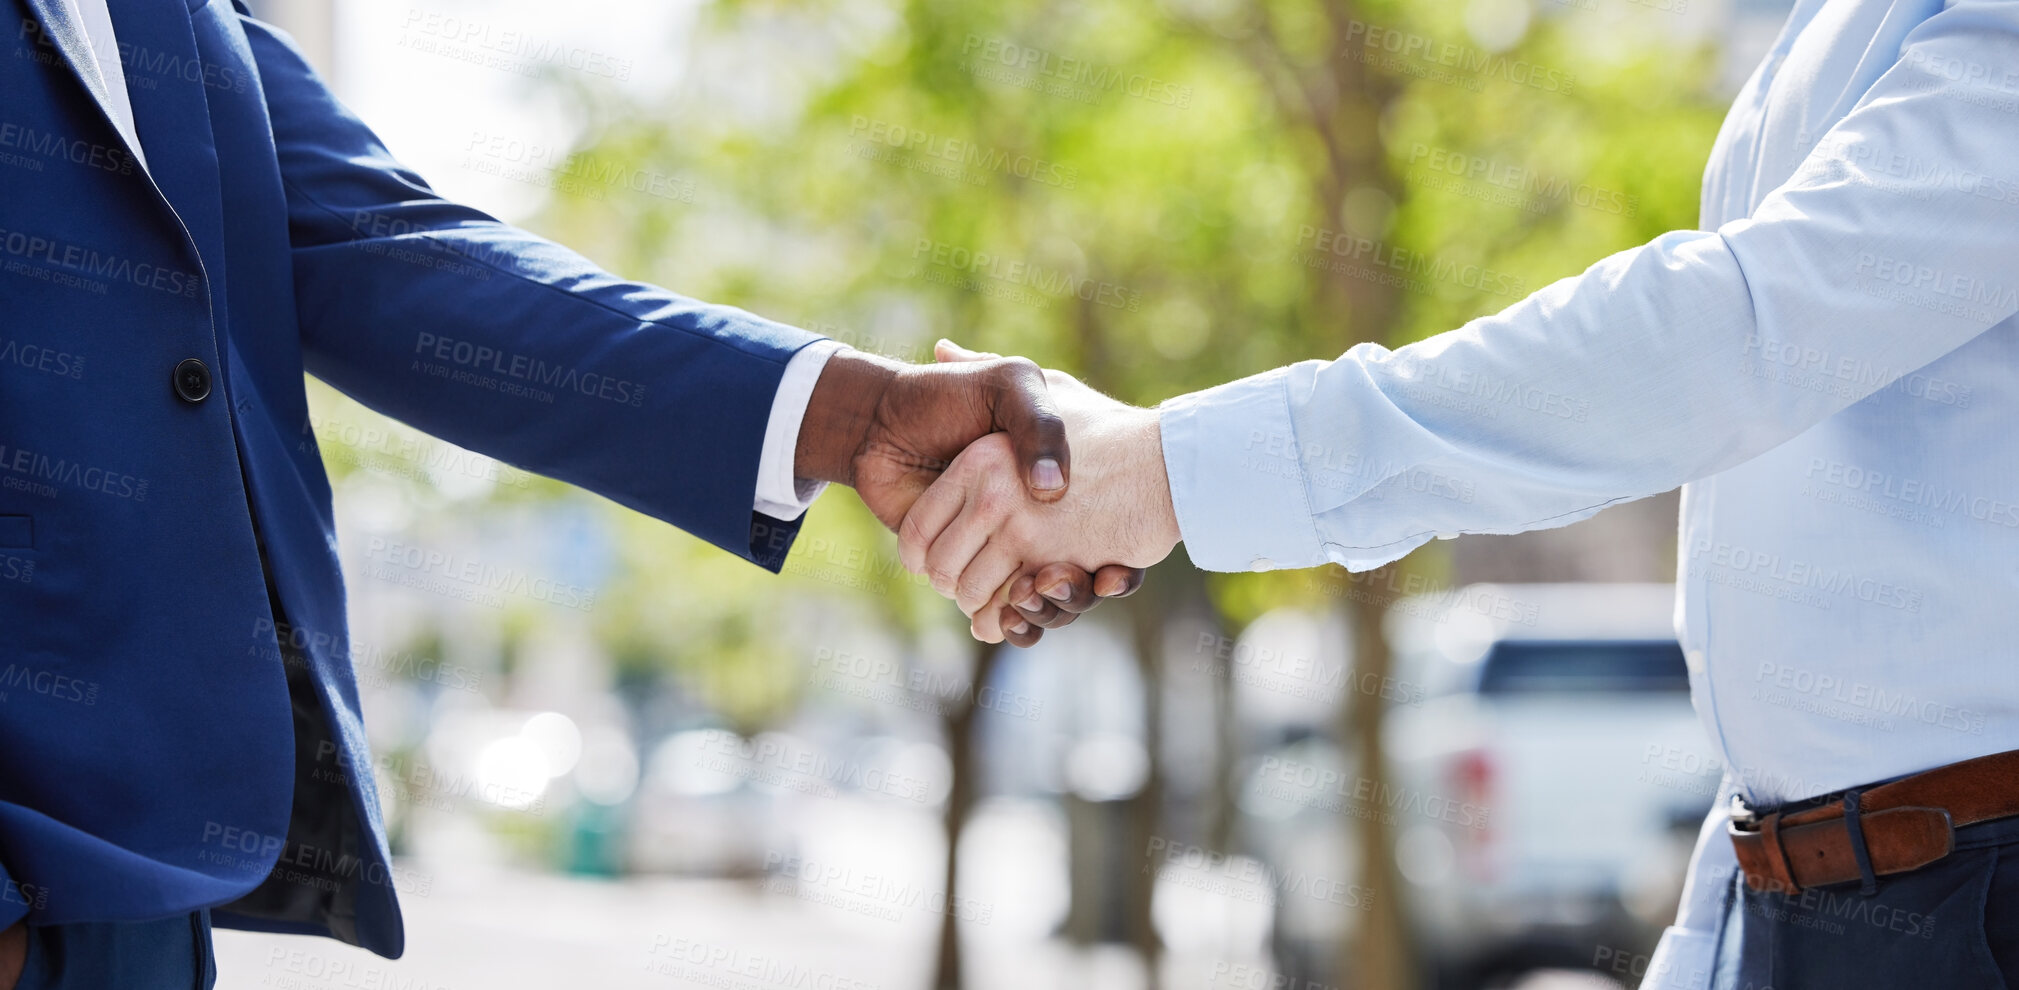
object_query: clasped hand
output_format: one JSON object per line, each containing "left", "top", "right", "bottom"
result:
{"left": 899, "top": 342, "right": 1181, "bottom": 643}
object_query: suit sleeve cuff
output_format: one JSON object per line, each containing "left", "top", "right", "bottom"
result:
{"left": 1157, "top": 368, "right": 1329, "bottom": 573}
{"left": 754, "top": 340, "right": 845, "bottom": 521}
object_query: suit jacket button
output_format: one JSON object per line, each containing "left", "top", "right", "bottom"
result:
{"left": 173, "top": 358, "right": 212, "bottom": 403}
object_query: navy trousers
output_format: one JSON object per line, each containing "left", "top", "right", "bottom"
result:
{"left": 1715, "top": 815, "right": 2019, "bottom": 989}
{"left": 15, "top": 910, "right": 215, "bottom": 989}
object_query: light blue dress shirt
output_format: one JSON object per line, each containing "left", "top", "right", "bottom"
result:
{"left": 1159, "top": 0, "right": 2019, "bottom": 980}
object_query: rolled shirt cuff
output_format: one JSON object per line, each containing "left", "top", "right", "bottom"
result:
{"left": 1157, "top": 368, "right": 1329, "bottom": 573}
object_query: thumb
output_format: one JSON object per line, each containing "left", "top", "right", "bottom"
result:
{"left": 935, "top": 338, "right": 1001, "bottom": 364}
{"left": 984, "top": 357, "right": 1070, "bottom": 502}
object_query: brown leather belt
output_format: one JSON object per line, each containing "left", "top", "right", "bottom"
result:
{"left": 1728, "top": 748, "right": 2019, "bottom": 894}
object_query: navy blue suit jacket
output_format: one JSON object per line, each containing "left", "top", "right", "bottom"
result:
{"left": 1, "top": 0, "right": 821, "bottom": 956}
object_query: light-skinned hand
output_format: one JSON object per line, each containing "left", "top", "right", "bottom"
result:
{"left": 899, "top": 345, "right": 1181, "bottom": 642}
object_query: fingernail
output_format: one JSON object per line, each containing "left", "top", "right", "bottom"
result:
{"left": 1041, "top": 582, "right": 1071, "bottom": 602}
{"left": 1018, "top": 594, "right": 1045, "bottom": 611}
{"left": 1031, "top": 458, "right": 1064, "bottom": 491}
{"left": 1009, "top": 620, "right": 1030, "bottom": 636}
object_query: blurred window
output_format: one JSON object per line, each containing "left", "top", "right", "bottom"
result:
{"left": 1476, "top": 639, "right": 1689, "bottom": 694}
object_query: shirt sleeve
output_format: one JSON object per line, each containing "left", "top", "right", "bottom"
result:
{"left": 1161, "top": 0, "right": 2019, "bottom": 572}
{"left": 754, "top": 340, "right": 844, "bottom": 520}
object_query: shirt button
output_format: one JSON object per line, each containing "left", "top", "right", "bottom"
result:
{"left": 173, "top": 358, "right": 212, "bottom": 403}
{"left": 1251, "top": 557, "right": 1274, "bottom": 571}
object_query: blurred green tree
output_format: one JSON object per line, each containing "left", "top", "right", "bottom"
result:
{"left": 375, "top": 0, "right": 1742, "bottom": 984}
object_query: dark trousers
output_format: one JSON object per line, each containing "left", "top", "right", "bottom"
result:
{"left": 15, "top": 909, "right": 214, "bottom": 990}
{"left": 1715, "top": 814, "right": 2019, "bottom": 989}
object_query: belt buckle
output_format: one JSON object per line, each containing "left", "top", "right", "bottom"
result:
{"left": 1728, "top": 793, "right": 1762, "bottom": 831}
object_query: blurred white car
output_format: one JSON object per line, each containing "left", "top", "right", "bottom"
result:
{"left": 1384, "top": 584, "right": 1715, "bottom": 989}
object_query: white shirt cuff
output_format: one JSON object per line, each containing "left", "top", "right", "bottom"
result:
{"left": 1157, "top": 368, "right": 1330, "bottom": 573}
{"left": 754, "top": 340, "right": 845, "bottom": 521}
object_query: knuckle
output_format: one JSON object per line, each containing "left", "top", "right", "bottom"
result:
{"left": 975, "top": 478, "right": 1017, "bottom": 517}
{"left": 1003, "top": 513, "right": 1041, "bottom": 548}
{"left": 998, "top": 355, "right": 1040, "bottom": 379}
{"left": 897, "top": 513, "right": 927, "bottom": 551}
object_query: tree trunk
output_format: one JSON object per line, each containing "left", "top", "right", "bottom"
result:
{"left": 1122, "top": 565, "right": 1174, "bottom": 988}
{"left": 933, "top": 642, "right": 1004, "bottom": 990}
{"left": 1339, "top": 563, "right": 1418, "bottom": 990}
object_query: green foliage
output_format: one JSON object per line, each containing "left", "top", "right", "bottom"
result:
{"left": 328, "top": 0, "right": 1733, "bottom": 724}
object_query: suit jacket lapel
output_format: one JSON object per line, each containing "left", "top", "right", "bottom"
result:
{"left": 101, "top": 0, "right": 230, "bottom": 304}
{"left": 19, "top": 0, "right": 125, "bottom": 137}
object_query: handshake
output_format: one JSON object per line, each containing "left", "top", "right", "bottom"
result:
{"left": 802, "top": 339, "right": 1182, "bottom": 646}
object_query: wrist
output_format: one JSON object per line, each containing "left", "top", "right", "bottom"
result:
{"left": 795, "top": 349, "right": 900, "bottom": 486}
{"left": 1124, "top": 407, "right": 1182, "bottom": 559}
